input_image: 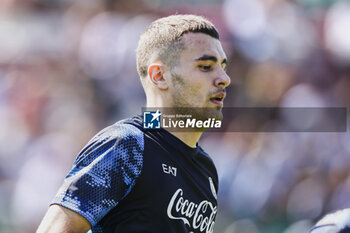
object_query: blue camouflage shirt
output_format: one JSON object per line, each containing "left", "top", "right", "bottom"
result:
{"left": 52, "top": 115, "right": 219, "bottom": 233}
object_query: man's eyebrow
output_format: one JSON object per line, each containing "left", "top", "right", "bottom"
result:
{"left": 195, "top": 55, "right": 218, "bottom": 62}
{"left": 195, "top": 55, "right": 227, "bottom": 65}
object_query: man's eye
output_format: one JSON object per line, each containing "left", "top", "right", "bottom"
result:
{"left": 199, "top": 65, "right": 212, "bottom": 71}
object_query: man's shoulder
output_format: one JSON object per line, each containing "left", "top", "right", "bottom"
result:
{"left": 54, "top": 116, "right": 146, "bottom": 226}
{"left": 72, "top": 116, "right": 145, "bottom": 171}
{"left": 90, "top": 116, "right": 144, "bottom": 144}
{"left": 76, "top": 116, "right": 145, "bottom": 161}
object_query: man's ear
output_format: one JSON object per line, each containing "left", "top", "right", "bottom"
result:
{"left": 148, "top": 63, "right": 168, "bottom": 90}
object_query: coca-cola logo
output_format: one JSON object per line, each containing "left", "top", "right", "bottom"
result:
{"left": 167, "top": 188, "right": 217, "bottom": 233}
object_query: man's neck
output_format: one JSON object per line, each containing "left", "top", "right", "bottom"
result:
{"left": 168, "top": 131, "right": 203, "bottom": 148}
{"left": 145, "top": 101, "right": 203, "bottom": 148}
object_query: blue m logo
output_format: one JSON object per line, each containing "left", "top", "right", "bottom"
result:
{"left": 143, "top": 110, "right": 161, "bottom": 129}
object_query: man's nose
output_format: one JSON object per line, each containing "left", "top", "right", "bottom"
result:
{"left": 214, "top": 71, "right": 231, "bottom": 88}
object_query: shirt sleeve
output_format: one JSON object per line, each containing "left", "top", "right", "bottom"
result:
{"left": 51, "top": 122, "right": 144, "bottom": 227}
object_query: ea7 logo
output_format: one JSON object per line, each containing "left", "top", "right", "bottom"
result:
{"left": 162, "top": 164, "right": 177, "bottom": 176}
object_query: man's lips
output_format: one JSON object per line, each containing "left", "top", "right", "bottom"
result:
{"left": 209, "top": 92, "right": 226, "bottom": 106}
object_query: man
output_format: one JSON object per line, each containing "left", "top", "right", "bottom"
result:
{"left": 37, "top": 14, "right": 230, "bottom": 233}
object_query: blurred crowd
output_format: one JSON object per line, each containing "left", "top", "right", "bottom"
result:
{"left": 0, "top": 0, "right": 349, "bottom": 233}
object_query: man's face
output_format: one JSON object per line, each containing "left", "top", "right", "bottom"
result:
{"left": 166, "top": 32, "right": 231, "bottom": 119}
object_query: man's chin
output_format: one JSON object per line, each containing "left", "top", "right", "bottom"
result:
{"left": 193, "top": 107, "right": 223, "bottom": 121}
{"left": 212, "top": 108, "right": 223, "bottom": 121}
